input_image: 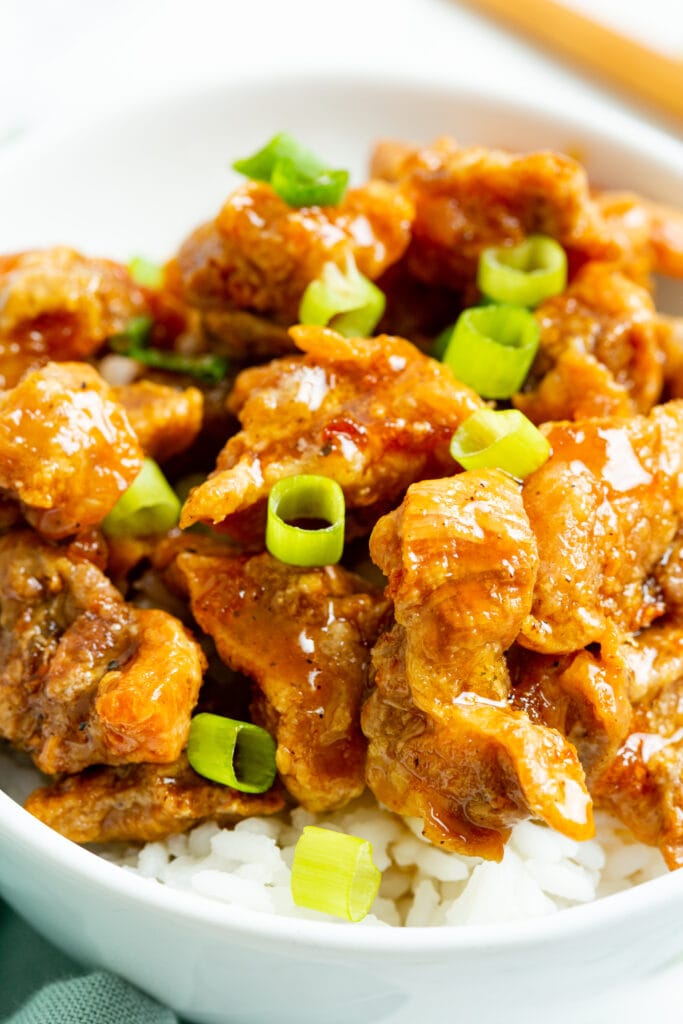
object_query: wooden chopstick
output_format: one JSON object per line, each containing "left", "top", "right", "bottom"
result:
{"left": 459, "top": 0, "right": 683, "bottom": 126}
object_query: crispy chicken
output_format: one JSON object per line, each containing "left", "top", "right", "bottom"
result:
{"left": 520, "top": 402, "right": 683, "bottom": 653}
{"left": 371, "top": 138, "right": 683, "bottom": 291}
{"left": 362, "top": 471, "right": 593, "bottom": 860}
{"left": 0, "top": 531, "right": 205, "bottom": 775}
{"left": 113, "top": 379, "right": 204, "bottom": 462}
{"left": 0, "top": 247, "right": 147, "bottom": 389}
{"left": 174, "top": 550, "right": 391, "bottom": 812}
{"left": 24, "top": 754, "right": 285, "bottom": 844}
{"left": 0, "top": 362, "right": 144, "bottom": 538}
{"left": 369, "top": 137, "right": 621, "bottom": 291}
{"left": 514, "top": 262, "right": 668, "bottom": 423}
{"left": 180, "top": 325, "right": 482, "bottom": 538}
{"left": 169, "top": 179, "right": 413, "bottom": 359}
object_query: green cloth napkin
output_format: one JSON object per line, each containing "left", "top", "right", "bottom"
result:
{"left": 0, "top": 900, "right": 179, "bottom": 1023}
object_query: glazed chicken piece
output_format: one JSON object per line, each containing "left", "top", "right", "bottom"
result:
{"left": 24, "top": 755, "right": 285, "bottom": 844}
{"left": 595, "top": 191, "right": 683, "bottom": 283}
{"left": 520, "top": 402, "right": 683, "bottom": 654}
{"left": 0, "top": 531, "right": 205, "bottom": 775}
{"left": 369, "top": 137, "right": 621, "bottom": 291}
{"left": 173, "top": 550, "right": 391, "bottom": 812}
{"left": 514, "top": 262, "right": 668, "bottom": 423}
{"left": 362, "top": 471, "right": 593, "bottom": 860}
{"left": 0, "top": 247, "right": 147, "bottom": 389}
{"left": 509, "top": 645, "right": 633, "bottom": 786}
{"left": 170, "top": 179, "right": 413, "bottom": 359}
{"left": 518, "top": 401, "right": 683, "bottom": 655}
{"left": 595, "top": 671, "right": 683, "bottom": 869}
{"left": 113, "top": 379, "right": 204, "bottom": 462}
{"left": 181, "top": 325, "right": 482, "bottom": 537}
{"left": 0, "top": 361, "right": 143, "bottom": 538}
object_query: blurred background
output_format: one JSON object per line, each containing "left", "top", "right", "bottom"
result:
{"left": 2, "top": 0, "right": 682, "bottom": 149}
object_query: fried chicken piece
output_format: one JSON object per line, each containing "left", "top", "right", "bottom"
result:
{"left": 509, "top": 645, "right": 633, "bottom": 785}
{"left": 175, "top": 550, "right": 390, "bottom": 812}
{"left": 169, "top": 179, "right": 413, "bottom": 358}
{"left": 362, "top": 471, "right": 592, "bottom": 860}
{"left": 113, "top": 379, "right": 204, "bottom": 462}
{"left": 0, "top": 362, "right": 143, "bottom": 538}
{"left": 0, "top": 248, "right": 147, "bottom": 389}
{"left": 514, "top": 262, "right": 667, "bottom": 423}
{"left": 0, "top": 531, "right": 205, "bottom": 775}
{"left": 24, "top": 754, "right": 285, "bottom": 844}
{"left": 370, "top": 137, "right": 620, "bottom": 291}
{"left": 181, "top": 326, "right": 482, "bottom": 537}
{"left": 595, "top": 192, "right": 683, "bottom": 282}
{"left": 520, "top": 402, "right": 683, "bottom": 654}
{"left": 595, "top": 671, "right": 683, "bottom": 869}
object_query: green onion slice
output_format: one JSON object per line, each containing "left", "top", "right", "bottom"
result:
{"left": 478, "top": 235, "right": 567, "bottom": 308}
{"left": 442, "top": 304, "right": 540, "bottom": 399}
{"left": 187, "top": 713, "right": 277, "bottom": 794}
{"left": 266, "top": 475, "right": 345, "bottom": 567}
{"left": 271, "top": 158, "right": 349, "bottom": 208}
{"left": 129, "top": 256, "right": 164, "bottom": 291}
{"left": 299, "top": 255, "right": 385, "bottom": 338}
{"left": 233, "top": 132, "right": 349, "bottom": 208}
{"left": 109, "top": 319, "right": 229, "bottom": 384}
{"left": 291, "top": 826, "right": 382, "bottom": 922}
{"left": 450, "top": 408, "right": 551, "bottom": 480}
{"left": 102, "top": 458, "right": 181, "bottom": 537}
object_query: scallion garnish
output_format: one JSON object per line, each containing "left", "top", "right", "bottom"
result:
{"left": 478, "top": 235, "right": 567, "bottom": 308}
{"left": 442, "top": 304, "right": 540, "bottom": 399}
{"left": 187, "top": 713, "right": 277, "bottom": 794}
{"left": 102, "top": 458, "right": 181, "bottom": 537}
{"left": 129, "top": 256, "right": 164, "bottom": 291}
{"left": 291, "top": 826, "right": 382, "bottom": 922}
{"left": 266, "top": 475, "right": 345, "bottom": 567}
{"left": 233, "top": 132, "right": 349, "bottom": 208}
{"left": 109, "top": 319, "right": 229, "bottom": 384}
{"left": 299, "top": 255, "right": 385, "bottom": 338}
{"left": 450, "top": 408, "right": 551, "bottom": 480}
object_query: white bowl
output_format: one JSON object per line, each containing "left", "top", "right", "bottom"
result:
{"left": 1, "top": 74, "right": 683, "bottom": 1024}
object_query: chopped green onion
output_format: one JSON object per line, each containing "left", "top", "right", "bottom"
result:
{"left": 109, "top": 320, "right": 229, "bottom": 384}
{"left": 129, "top": 256, "right": 164, "bottom": 291}
{"left": 271, "top": 158, "right": 349, "bottom": 208}
{"left": 450, "top": 408, "right": 551, "bottom": 480}
{"left": 187, "top": 713, "right": 277, "bottom": 794}
{"left": 478, "top": 235, "right": 567, "bottom": 308}
{"left": 299, "top": 255, "right": 385, "bottom": 338}
{"left": 291, "top": 826, "right": 382, "bottom": 922}
{"left": 442, "top": 304, "right": 540, "bottom": 399}
{"left": 113, "top": 314, "right": 154, "bottom": 348}
{"left": 266, "top": 475, "right": 345, "bottom": 567}
{"left": 102, "top": 458, "right": 181, "bottom": 537}
{"left": 233, "top": 132, "right": 349, "bottom": 208}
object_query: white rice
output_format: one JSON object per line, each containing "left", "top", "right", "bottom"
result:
{"left": 0, "top": 748, "right": 667, "bottom": 927}
{"left": 104, "top": 795, "right": 666, "bottom": 928}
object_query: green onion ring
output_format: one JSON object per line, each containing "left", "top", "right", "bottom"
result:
{"left": 450, "top": 408, "right": 551, "bottom": 480}
{"left": 102, "top": 458, "right": 181, "bottom": 537}
{"left": 187, "top": 713, "right": 277, "bottom": 794}
{"left": 266, "top": 475, "right": 345, "bottom": 567}
{"left": 299, "top": 255, "right": 385, "bottom": 338}
{"left": 442, "top": 304, "right": 540, "bottom": 399}
{"left": 128, "top": 256, "right": 164, "bottom": 290}
{"left": 478, "top": 235, "right": 567, "bottom": 308}
{"left": 291, "top": 826, "right": 382, "bottom": 922}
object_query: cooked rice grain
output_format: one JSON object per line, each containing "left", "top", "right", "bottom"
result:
{"left": 111, "top": 797, "right": 666, "bottom": 927}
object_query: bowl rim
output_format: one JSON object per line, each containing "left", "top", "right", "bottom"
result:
{"left": 1, "top": 70, "right": 682, "bottom": 956}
